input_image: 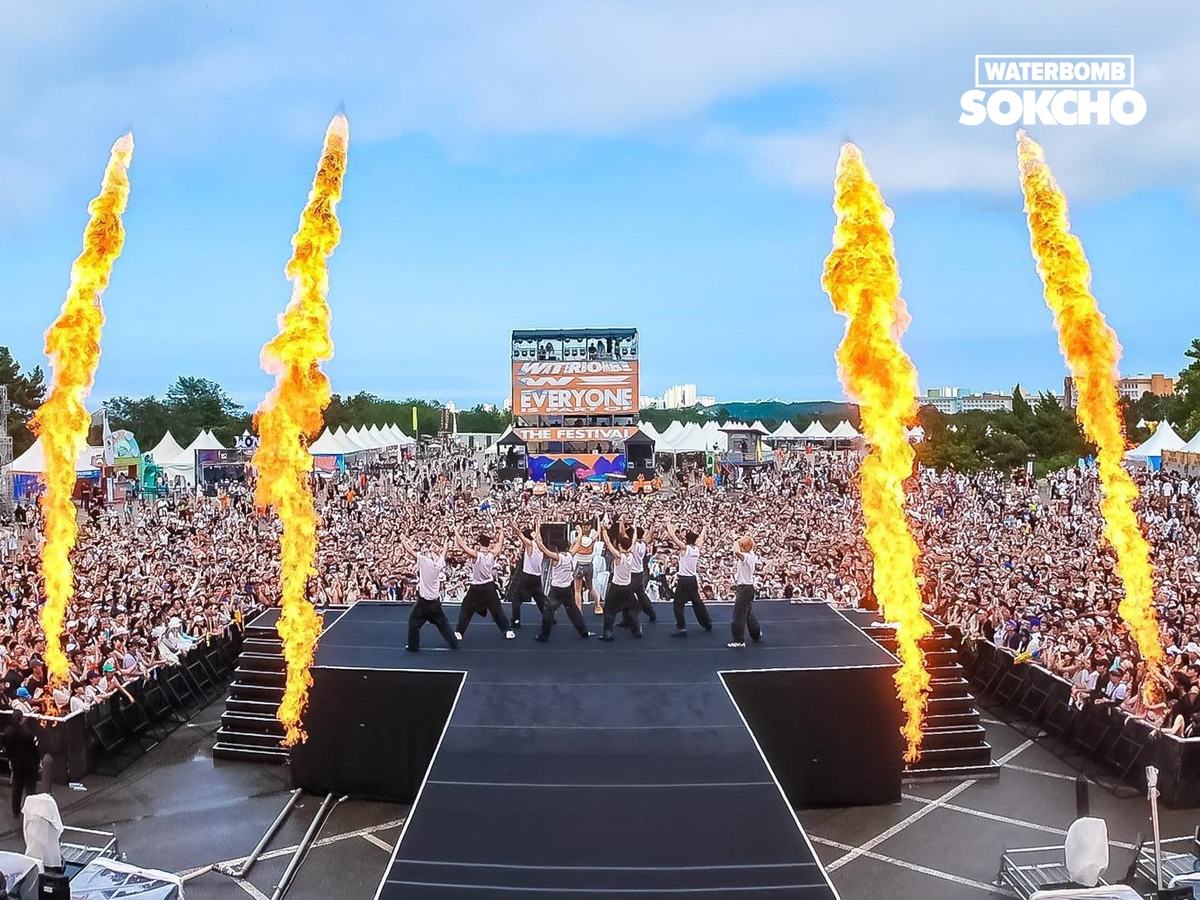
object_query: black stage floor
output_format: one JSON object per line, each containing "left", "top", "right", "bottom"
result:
{"left": 328, "top": 600, "right": 894, "bottom": 899}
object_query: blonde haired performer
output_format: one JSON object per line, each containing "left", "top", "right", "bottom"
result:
{"left": 730, "top": 535, "right": 762, "bottom": 649}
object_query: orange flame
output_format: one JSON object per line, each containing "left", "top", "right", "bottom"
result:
{"left": 822, "top": 143, "right": 932, "bottom": 762}
{"left": 253, "top": 114, "right": 349, "bottom": 745}
{"left": 1016, "top": 130, "right": 1163, "bottom": 669}
{"left": 30, "top": 133, "right": 134, "bottom": 686}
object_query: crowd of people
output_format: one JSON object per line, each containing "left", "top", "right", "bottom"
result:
{"left": 3, "top": 439, "right": 1200, "bottom": 735}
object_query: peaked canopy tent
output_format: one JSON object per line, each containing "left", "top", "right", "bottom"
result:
{"left": 147, "top": 431, "right": 185, "bottom": 465}
{"left": 798, "top": 420, "right": 834, "bottom": 443}
{"left": 1126, "top": 421, "right": 1186, "bottom": 470}
{"left": 1181, "top": 427, "right": 1200, "bottom": 454}
{"left": 770, "top": 421, "right": 804, "bottom": 442}
{"left": 6, "top": 438, "right": 104, "bottom": 500}
{"left": 828, "top": 420, "right": 862, "bottom": 440}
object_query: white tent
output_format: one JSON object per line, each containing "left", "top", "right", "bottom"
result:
{"left": 771, "top": 421, "right": 803, "bottom": 441}
{"left": 333, "top": 427, "right": 366, "bottom": 453}
{"left": 1180, "top": 427, "right": 1200, "bottom": 454}
{"left": 636, "top": 421, "right": 661, "bottom": 443}
{"left": 308, "top": 429, "right": 345, "bottom": 456}
{"left": 1126, "top": 421, "right": 1186, "bottom": 460}
{"left": 148, "top": 431, "right": 185, "bottom": 465}
{"left": 660, "top": 421, "right": 686, "bottom": 444}
{"left": 905, "top": 425, "right": 927, "bottom": 443}
{"left": 829, "top": 420, "right": 862, "bottom": 440}
{"left": 185, "top": 430, "right": 225, "bottom": 452}
{"left": 749, "top": 420, "right": 771, "bottom": 435}
{"left": 701, "top": 421, "right": 727, "bottom": 452}
{"left": 798, "top": 420, "right": 833, "bottom": 441}
{"left": 7, "top": 439, "right": 103, "bottom": 475}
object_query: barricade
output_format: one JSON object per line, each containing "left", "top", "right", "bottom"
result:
{"left": 951, "top": 629, "right": 1190, "bottom": 804}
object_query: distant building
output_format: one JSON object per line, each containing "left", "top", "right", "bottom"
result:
{"left": 696, "top": 396, "right": 717, "bottom": 408}
{"left": 639, "top": 395, "right": 664, "bottom": 410}
{"left": 1063, "top": 373, "right": 1174, "bottom": 409}
{"left": 918, "top": 387, "right": 963, "bottom": 415}
{"left": 960, "top": 392, "right": 1013, "bottom": 413}
{"left": 663, "top": 384, "right": 699, "bottom": 409}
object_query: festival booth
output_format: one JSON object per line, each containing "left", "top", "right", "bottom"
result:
{"left": 1125, "top": 421, "right": 1185, "bottom": 471}
{"left": 187, "top": 431, "right": 243, "bottom": 495}
{"left": 1162, "top": 428, "right": 1200, "bottom": 477}
{"left": 6, "top": 439, "right": 102, "bottom": 502}
{"left": 827, "top": 419, "right": 863, "bottom": 450}
{"left": 543, "top": 458, "right": 577, "bottom": 485}
{"left": 105, "top": 430, "right": 143, "bottom": 503}
{"left": 308, "top": 428, "right": 347, "bottom": 474}
{"left": 495, "top": 428, "right": 528, "bottom": 482}
{"left": 721, "top": 422, "right": 771, "bottom": 464}
{"left": 142, "top": 432, "right": 185, "bottom": 496}
{"left": 623, "top": 428, "right": 657, "bottom": 482}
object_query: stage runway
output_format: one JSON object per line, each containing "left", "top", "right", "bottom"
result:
{"left": 302, "top": 600, "right": 896, "bottom": 899}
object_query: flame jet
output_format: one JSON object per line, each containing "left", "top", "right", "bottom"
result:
{"left": 821, "top": 143, "right": 931, "bottom": 762}
{"left": 1016, "top": 130, "right": 1162, "bottom": 668}
{"left": 253, "top": 114, "right": 349, "bottom": 745}
{"left": 31, "top": 133, "right": 135, "bottom": 686}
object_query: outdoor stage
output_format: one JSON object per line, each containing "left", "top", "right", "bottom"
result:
{"left": 291, "top": 600, "right": 903, "bottom": 899}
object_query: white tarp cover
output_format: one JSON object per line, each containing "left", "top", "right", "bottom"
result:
{"left": 1064, "top": 817, "right": 1108, "bottom": 886}
{"left": 1029, "top": 888, "right": 1140, "bottom": 899}
{"left": 1127, "top": 420, "right": 1186, "bottom": 459}
{"left": 69, "top": 857, "right": 184, "bottom": 900}
{"left": 0, "top": 850, "right": 39, "bottom": 900}
{"left": 22, "top": 793, "right": 62, "bottom": 869}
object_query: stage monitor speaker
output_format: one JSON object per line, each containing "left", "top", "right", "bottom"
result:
{"left": 539, "top": 522, "right": 568, "bottom": 550}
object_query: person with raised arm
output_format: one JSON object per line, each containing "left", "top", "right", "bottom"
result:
{"left": 571, "top": 518, "right": 603, "bottom": 615}
{"left": 399, "top": 533, "right": 458, "bottom": 652}
{"left": 665, "top": 520, "right": 714, "bottom": 637}
{"left": 510, "top": 518, "right": 549, "bottom": 629}
{"left": 598, "top": 517, "right": 642, "bottom": 642}
{"left": 620, "top": 522, "right": 657, "bottom": 627}
{"left": 453, "top": 526, "right": 516, "bottom": 641}
{"left": 729, "top": 535, "right": 763, "bottom": 649}
{"left": 532, "top": 520, "right": 591, "bottom": 643}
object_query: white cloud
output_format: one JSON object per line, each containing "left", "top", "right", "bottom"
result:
{"left": 3, "top": 1, "right": 1200, "bottom": 218}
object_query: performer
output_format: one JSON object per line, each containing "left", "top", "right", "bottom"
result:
{"left": 399, "top": 534, "right": 458, "bottom": 652}
{"left": 619, "top": 522, "right": 656, "bottom": 627}
{"left": 532, "top": 522, "right": 591, "bottom": 643}
{"left": 729, "top": 535, "right": 762, "bottom": 649}
{"left": 510, "top": 520, "right": 549, "bottom": 628}
{"left": 572, "top": 519, "right": 603, "bottom": 614}
{"left": 3, "top": 710, "right": 39, "bottom": 817}
{"left": 666, "top": 521, "right": 713, "bottom": 637}
{"left": 599, "top": 519, "right": 642, "bottom": 642}
{"left": 454, "top": 528, "right": 516, "bottom": 640}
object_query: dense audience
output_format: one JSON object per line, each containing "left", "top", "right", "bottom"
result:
{"left": 2, "top": 440, "right": 1200, "bottom": 736}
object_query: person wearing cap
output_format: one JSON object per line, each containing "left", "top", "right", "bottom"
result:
{"left": 3, "top": 710, "right": 39, "bottom": 816}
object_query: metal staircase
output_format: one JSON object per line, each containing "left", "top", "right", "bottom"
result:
{"left": 213, "top": 609, "right": 288, "bottom": 764}
{"left": 865, "top": 621, "right": 1001, "bottom": 781}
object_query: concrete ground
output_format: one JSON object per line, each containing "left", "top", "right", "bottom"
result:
{"left": 0, "top": 697, "right": 408, "bottom": 900}
{"left": 0, "top": 698, "right": 1189, "bottom": 898}
{"left": 800, "top": 713, "right": 1196, "bottom": 899}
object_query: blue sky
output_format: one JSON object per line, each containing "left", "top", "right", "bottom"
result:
{"left": 3, "top": 2, "right": 1198, "bottom": 409}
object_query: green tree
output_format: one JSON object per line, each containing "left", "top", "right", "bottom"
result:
{"left": 1174, "top": 338, "right": 1200, "bottom": 438}
{"left": 104, "top": 396, "right": 173, "bottom": 450}
{"left": 0, "top": 347, "right": 47, "bottom": 456}
{"left": 164, "top": 376, "right": 249, "bottom": 446}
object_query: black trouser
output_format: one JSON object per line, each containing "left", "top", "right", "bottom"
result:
{"left": 456, "top": 582, "right": 511, "bottom": 634}
{"left": 603, "top": 583, "right": 641, "bottom": 637}
{"left": 620, "top": 571, "right": 655, "bottom": 624}
{"left": 407, "top": 597, "right": 458, "bottom": 650}
{"left": 731, "top": 585, "right": 761, "bottom": 643}
{"left": 511, "top": 571, "right": 547, "bottom": 624}
{"left": 540, "top": 585, "right": 589, "bottom": 640}
{"left": 673, "top": 575, "right": 711, "bottom": 631}
{"left": 10, "top": 768, "right": 36, "bottom": 817}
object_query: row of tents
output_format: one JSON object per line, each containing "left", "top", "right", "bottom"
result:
{"left": 1125, "top": 421, "right": 1200, "bottom": 468}
{"left": 633, "top": 419, "right": 923, "bottom": 454}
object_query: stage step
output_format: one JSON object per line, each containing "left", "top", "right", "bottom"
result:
{"left": 212, "top": 742, "right": 289, "bottom": 764}
{"left": 919, "top": 724, "right": 987, "bottom": 751}
{"left": 904, "top": 761, "right": 1003, "bottom": 782}
{"left": 239, "top": 652, "right": 285, "bottom": 671}
{"left": 233, "top": 666, "right": 286, "bottom": 688}
{"left": 221, "top": 711, "right": 285, "bottom": 736}
{"left": 215, "top": 728, "right": 285, "bottom": 750}
{"left": 225, "top": 697, "right": 281, "bottom": 716}
{"left": 924, "top": 710, "right": 981, "bottom": 729}
{"left": 905, "top": 742, "right": 995, "bottom": 771}
{"left": 929, "top": 676, "right": 972, "bottom": 699}
{"left": 243, "top": 638, "right": 283, "bottom": 655}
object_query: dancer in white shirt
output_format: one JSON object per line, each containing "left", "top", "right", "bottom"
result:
{"left": 454, "top": 528, "right": 516, "bottom": 640}
{"left": 399, "top": 534, "right": 459, "bottom": 651}
{"left": 666, "top": 521, "right": 713, "bottom": 637}
{"left": 729, "top": 536, "right": 763, "bottom": 649}
{"left": 532, "top": 523, "right": 592, "bottom": 643}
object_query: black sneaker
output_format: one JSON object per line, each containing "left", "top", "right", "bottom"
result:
{"left": 751, "top": 632, "right": 762, "bottom": 643}
{"left": 671, "top": 629, "right": 688, "bottom": 638}
{"left": 533, "top": 634, "right": 549, "bottom": 643}
{"left": 703, "top": 624, "right": 713, "bottom": 633}
{"left": 648, "top": 613, "right": 658, "bottom": 623}
{"left": 405, "top": 645, "right": 419, "bottom": 652}
{"left": 633, "top": 629, "right": 644, "bottom": 639}
{"left": 513, "top": 619, "right": 522, "bottom": 629}
{"left": 599, "top": 633, "right": 615, "bottom": 642}
{"left": 580, "top": 631, "right": 593, "bottom": 639}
